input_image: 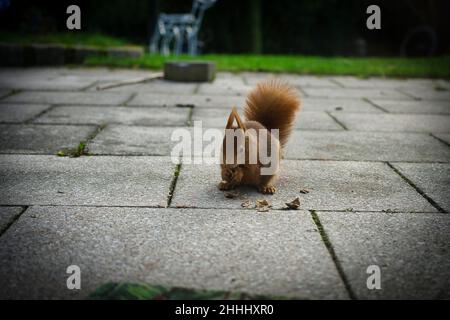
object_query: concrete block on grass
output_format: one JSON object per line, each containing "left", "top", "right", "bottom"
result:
{"left": 164, "top": 61, "right": 215, "bottom": 82}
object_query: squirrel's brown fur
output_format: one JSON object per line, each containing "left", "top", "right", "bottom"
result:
{"left": 219, "top": 80, "right": 301, "bottom": 194}
{"left": 245, "top": 80, "right": 300, "bottom": 147}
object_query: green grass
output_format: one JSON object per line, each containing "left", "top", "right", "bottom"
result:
{"left": 0, "top": 32, "right": 133, "bottom": 48}
{"left": 86, "top": 54, "right": 450, "bottom": 78}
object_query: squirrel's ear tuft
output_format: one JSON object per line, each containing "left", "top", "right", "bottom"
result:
{"left": 225, "top": 107, "right": 246, "bottom": 131}
{"left": 225, "top": 109, "right": 235, "bottom": 129}
{"left": 232, "top": 107, "right": 246, "bottom": 131}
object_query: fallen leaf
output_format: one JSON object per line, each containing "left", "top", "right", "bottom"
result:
{"left": 256, "top": 199, "right": 269, "bottom": 208}
{"left": 225, "top": 192, "right": 239, "bottom": 199}
{"left": 241, "top": 200, "right": 252, "bottom": 208}
{"left": 285, "top": 197, "right": 301, "bottom": 210}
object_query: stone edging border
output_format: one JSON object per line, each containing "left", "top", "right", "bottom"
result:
{"left": 0, "top": 43, "right": 144, "bottom": 66}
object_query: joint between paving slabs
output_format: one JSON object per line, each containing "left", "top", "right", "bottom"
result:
{"left": 80, "top": 80, "right": 101, "bottom": 92}
{"left": 193, "top": 83, "right": 201, "bottom": 94}
{"left": 0, "top": 89, "right": 22, "bottom": 101}
{"left": 430, "top": 133, "right": 450, "bottom": 148}
{"left": 0, "top": 206, "right": 29, "bottom": 238}
{"left": 329, "top": 78, "right": 345, "bottom": 88}
{"left": 396, "top": 88, "right": 421, "bottom": 101}
{"left": 24, "top": 104, "right": 58, "bottom": 124}
{"left": 57, "top": 123, "right": 107, "bottom": 158}
{"left": 386, "top": 162, "right": 447, "bottom": 213}
{"left": 186, "top": 106, "right": 194, "bottom": 127}
{"left": 362, "top": 97, "right": 389, "bottom": 113}
{"left": 309, "top": 210, "right": 357, "bottom": 300}
{"left": 166, "top": 161, "right": 182, "bottom": 208}
{"left": 122, "top": 92, "right": 137, "bottom": 106}
{"left": 325, "top": 111, "right": 348, "bottom": 130}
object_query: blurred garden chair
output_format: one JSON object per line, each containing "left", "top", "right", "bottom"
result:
{"left": 149, "top": 0, "right": 217, "bottom": 56}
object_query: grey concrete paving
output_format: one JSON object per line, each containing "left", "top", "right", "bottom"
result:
{"left": 3, "top": 91, "right": 132, "bottom": 105}
{"left": 96, "top": 79, "right": 198, "bottom": 94}
{"left": 0, "top": 206, "right": 22, "bottom": 233}
{"left": 88, "top": 125, "right": 190, "bottom": 155}
{"left": 400, "top": 87, "right": 450, "bottom": 101}
{"left": 331, "top": 113, "right": 450, "bottom": 133}
{"left": 391, "top": 163, "right": 450, "bottom": 212}
{"left": 0, "top": 206, "right": 348, "bottom": 299}
{"left": 0, "top": 68, "right": 449, "bottom": 299}
{"left": 172, "top": 160, "right": 436, "bottom": 212}
{"left": 0, "top": 155, "right": 174, "bottom": 207}
{"left": 368, "top": 99, "right": 450, "bottom": 114}
{"left": 128, "top": 92, "right": 245, "bottom": 108}
{"left": 0, "top": 124, "right": 95, "bottom": 154}
{"left": 0, "top": 103, "right": 51, "bottom": 122}
{"left": 286, "top": 131, "right": 450, "bottom": 162}
{"left": 0, "top": 89, "right": 11, "bottom": 99}
{"left": 301, "top": 98, "right": 381, "bottom": 113}
{"left": 34, "top": 105, "right": 190, "bottom": 126}
{"left": 303, "top": 87, "right": 412, "bottom": 99}
{"left": 317, "top": 212, "right": 450, "bottom": 299}
{"left": 433, "top": 133, "right": 450, "bottom": 145}
{"left": 193, "top": 108, "right": 343, "bottom": 130}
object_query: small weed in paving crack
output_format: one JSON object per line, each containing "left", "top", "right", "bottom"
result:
{"left": 57, "top": 124, "right": 106, "bottom": 158}
{"left": 167, "top": 163, "right": 182, "bottom": 207}
{"left": 57, "top": 141, "right": 87, "bottom": 158}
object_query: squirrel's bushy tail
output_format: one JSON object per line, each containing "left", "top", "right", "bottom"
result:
{"left": 244, "top": 80, "right": 301, "bottom": 147}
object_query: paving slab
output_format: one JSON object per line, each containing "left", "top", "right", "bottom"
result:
{"left": 0, "top": 155, "right": 174, "bottom": 207}
{"left": 391, "top": 163, "right": 450, "bottom": 212}
{"left": 399, "top": 87, "right": 450, "bottom": 100}
{"left": 285, "top": 131, "right": 450, "bottom": 162}
{"left": 0, "top": 124, "right": 95, "bottom": 154}
{"left": 303, "top": 87, "right": 411, "bottom": 100}
{"left": 332, "top": 77, "right": 449, "bottom": 90}
{"left": 0, "top": 206, "right": 348, "bottom": 299}
{"left": 243, "top": 74, "right": 340, "bottom": 88}
{"left": 34, "top": 105, "right": 189, "bottom": 126}
{"left": 368, "top": 99, "right": 450, "bottom": 114}
{"left": 317, "top": 212, "right": 450, "bottom": 299}
{"left": 0, "top": 103, "right": 51, "bottom": 122}
{"left": 172, "top": 160, "right": 436, "bottom": 212}
{"left": 197, "top": 83, "right": 253, "bottom": 96}
{"left": 192, "top": 108, "right": 343, "bottom": 130}
{"left": 0, "top": 77, "right": 95, "bottom": 91}
{"left": 96, "top": 79, "right": 198, "bottom": 94}
{"left": 88, "top": 125, "right": 192, "bottom": 155}
{"left": 0, "top": 89, "right": 11, "bottom": 99}
{"left": 332, "top": 113, "right": 450, "bottom": 133}
{"left": 301, "top": 98, "right": 380, "bottom": 113}
{"left": 128, "top": 92, "right": 245, "bottom": 108}
{"left": 433, "top": 133, "right": 450, "bottom": 145}
{"left": 3, "top": 91, "right": 132, "bottom": 106}
{"left": 0, "top": 206, "right": 23, "bottom": 233}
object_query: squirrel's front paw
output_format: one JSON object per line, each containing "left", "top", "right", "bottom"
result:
{"left": 218, "top": 181, "right": 233, "bottom": 191}
{"left": 258, "top": 185, "right": 277, "bottom": 194}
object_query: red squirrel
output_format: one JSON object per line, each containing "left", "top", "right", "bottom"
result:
{"left": 219, "top": 80, "right": 301, "bottom": 194}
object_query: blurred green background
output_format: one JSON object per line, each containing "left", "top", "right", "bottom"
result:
{"left": 1, "top": 0, "right": 449, "bottom": 56}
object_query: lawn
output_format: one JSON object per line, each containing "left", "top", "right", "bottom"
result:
{"left": 86, "top": 54, "right": 450, "bottom": 78}
{"left": 1, "top": 32, "right": 449, "bottom": 78}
